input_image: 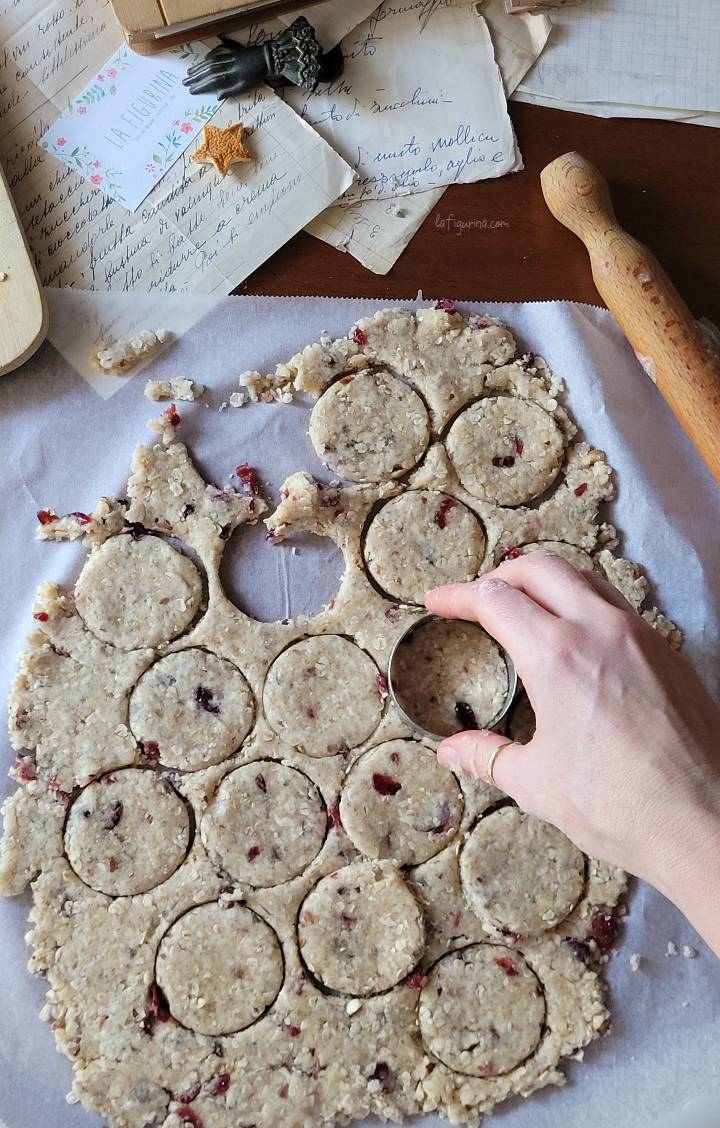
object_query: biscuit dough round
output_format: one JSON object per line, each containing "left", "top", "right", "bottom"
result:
{"left": 129, "top": 648, "right": 254, "bottom": 771}
{"left": 460, "top": 806, "right": 585, "bottom": 935}
{"left": 75, "top": 534, "right": 203, "bottom": 650}
{"left": 509, "top": 692, "right": 536, "bottom": 745}
{"left": 263, "top": 635, "right": 383, "bottom": 757}
{"left": 202, "top": 761, "right": 327, "bottom": 886}
{"left": 364, "top": 491, "right": 486, "bottom": 604}
{"left": 309, "top": 370, "right": 430, "bottom": 482}
{"left": 339, "top": 740, "right": 463, "bottom": 865}
{"left": 446, "top": 397, "right": 564, "bottom": 506}
{"left": 64, "top": 768, "right": 190, "bottom": 896}
{"left": 156, "top": 902, "right": 283, "bottom": 1035}
{"left": 298, "top": 861, "right": 424, "bottom": 995}
{"left": 517, "top": 541, "right": 593, "bottom": 570}
{"left": 418, "top": 944, "right": 545, "bottom": 1076}
{"left": 392, "top": 618, "right": 508, "bottom": 737}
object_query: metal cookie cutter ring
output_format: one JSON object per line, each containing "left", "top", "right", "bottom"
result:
{"left": 387, "top": 613, "right": 517, "bottom": 741}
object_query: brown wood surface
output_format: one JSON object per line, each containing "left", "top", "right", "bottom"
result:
{"left": 240, "top": 102, "right": 720, "bottom": 328}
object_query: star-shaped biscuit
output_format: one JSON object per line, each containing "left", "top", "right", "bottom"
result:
{"left": 191, "top": 122, "right": 252, "bottom": 177}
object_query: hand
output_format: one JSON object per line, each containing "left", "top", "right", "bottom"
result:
{"left": 426, "top": 553, "right": 720, "bottom": 956}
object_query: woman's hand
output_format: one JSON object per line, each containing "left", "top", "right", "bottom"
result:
{"left": 426, "top": 553, "right": 720, "bottom": 956}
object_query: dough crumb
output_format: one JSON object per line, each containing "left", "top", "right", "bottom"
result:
{"left": 147, "top": 403, "right": 181, "bottom": 446}
{"left": 682, "top": 945, "right": 697, "bottom": 959}
{"left": 94, "top": 329, "right": 170, "bottom": 373}
{"left": 35, "top": 496, "right": 127, "bottom": 545}
{"left": 666, "top": 941, "right": 679, "bottom": 957}
{"left": 144, "top": 377, "right": 204, "bottom": 402}
{"left": 629, "top": 953, "right": 642, "bottom": 972}
{"left": 229, "top": 391, "right": 247, "bottom": 408}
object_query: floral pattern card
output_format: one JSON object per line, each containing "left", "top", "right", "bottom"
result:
{"left": 40, "top": 43, "right": 220, "bottom": 211}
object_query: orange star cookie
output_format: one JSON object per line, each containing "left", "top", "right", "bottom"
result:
{"left": 191, "top": 122, "right": 252, "bottom": 177}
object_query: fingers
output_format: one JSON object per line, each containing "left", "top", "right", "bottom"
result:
{"left": 426, "top": 577, "right": 555, "bottom": 680}
{"left": 481, "top": 552, "right": 612, "bottom": 619}
{"left": 581, "top": 569, "right": 638, "bottom": 613}
{"left": 437, "top": 730, "right": 531, "bottom": 805}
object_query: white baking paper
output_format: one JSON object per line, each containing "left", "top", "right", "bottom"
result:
{"left": 0, "top": 294, "right": 719, "bottom": 1128}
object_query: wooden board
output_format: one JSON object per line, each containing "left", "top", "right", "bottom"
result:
{"left": 0, "top": 164, "right": 47, "bottom": 377}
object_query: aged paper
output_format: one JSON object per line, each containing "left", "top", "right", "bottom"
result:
{"left": 0, "top": 0, "right": 353, "bottom": 294}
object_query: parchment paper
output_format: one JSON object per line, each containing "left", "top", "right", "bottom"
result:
{"left": 0, "top": 294, "right": 718, "bottom": 1128}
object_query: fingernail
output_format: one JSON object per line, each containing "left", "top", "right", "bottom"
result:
{"left": 472, "top": 578, "right": 509, "bottom": 595}
{"left": 437, "top": 738, "right": 462, "bottom": 770}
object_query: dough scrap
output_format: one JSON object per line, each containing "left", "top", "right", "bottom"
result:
{"left": 0, "top": 305, "right": 680, "bottom": 1128}
{"left": 129, "top": 648, "right": 254, "bottom": 771}
{"left": 364, "top": 490, "right": 486, "bottom": 604}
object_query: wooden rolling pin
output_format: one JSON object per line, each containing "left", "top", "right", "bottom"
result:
{"left": 541, "top": 152, "right": 720, "bottom": 485}
{"left": 0, "top": 162, "right": 47, "bottom": 376}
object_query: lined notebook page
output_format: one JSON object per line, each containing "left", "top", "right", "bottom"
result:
{"left": 521, "top": 0, "right": 720, "bottom": 113}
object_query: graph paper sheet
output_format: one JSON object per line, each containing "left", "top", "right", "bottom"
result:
{"left": 519, "top": 0, "right": 720, "bottom": 114}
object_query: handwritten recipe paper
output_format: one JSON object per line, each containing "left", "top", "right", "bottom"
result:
{"left": 0, "top": 0, "right": 354, "bottom": 294}
{"left": 283, "top": 0, "right": 524, "bottom": 272}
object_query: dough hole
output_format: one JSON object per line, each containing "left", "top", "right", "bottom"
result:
{"left": 156, "top": 902, "right": 284, "bottom": 1036}
{"left": 459, "top": 806, "right": 586, "bottom": 935}
{"left": 363, "top": 491, "right": 486, "bottom": 605}
{"left": 339, "top": 740, "right": 463, "bottom": 865}
{"left": 220, "top": 525, "right": 345, "bottom": 623}
{"left": 297, "top": 861, "right": 425, "bottom": 996}
{"left": 64, "top": 768, "right": 191, "bottom": 896}
{"left": 129, "top": 648, "right": 254, "bottom": 772}
{"left": 263, "top": 635, "right": 384, "bottom": 757}
{"left": 201, "top": 760, "right": 327, "bottom": 887}
{"left": 418, "top": 944, "right": 545, "bottom": 1077}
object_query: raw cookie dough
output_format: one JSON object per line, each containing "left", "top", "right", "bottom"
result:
{"left": 339, "top": 740, "right": 463, "bottom": 865}
{"left": 460, "top": 806, "right": 586, "bottom": 935}
{"left": 509, "top": 691, "right": 536, "bottom": 744}
{"left": 298, "top": 861, "right": 425, "bottom": 995}
{"left": 263, "top": 635, "right": 383, "bottom": 756}
{"left": 363, "top": 490, "right": 486, "bottom": 604}
{"left": 201, "top": 761, "right": 327, "bottom": 886}
{"left": 156, "top": 902, "right": 283, "bottom": 1035}
{"left": 418, "top": 944, "right": 545, "bottom": 1076}
{"left": 128, "top": 648, "right": 254, "bottom": 771}
{"left": 446, "top": 396, "right": 565, "bottom": 506}
{"left": 309, "top": 370, "right": 430, "bottom": 482}
{"left": 75, "top": 534, "right": 203, "bottom": 650}
{"left": 392, "top": 618, "right": 509, "bottom": 737}
{"left": 64, "top": 769, "right": 190, "bottom": 896}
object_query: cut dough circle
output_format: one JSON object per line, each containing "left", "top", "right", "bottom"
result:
{"left": 392, "top": 618, "right": 508, "bottom": 737}
{"left": 309, "top": 369, "right": 430, "bottom": 482}
{"left": 298, "top": 860, "right": 424, "bottom": 995}
{"left": 263, "top": 635, "right": 383, "bottom": 757}
{"left": 75, "top": 535, "right": 203, "bottom": 650}
{"left": 129, "top": 648, "right": 254, "bottom": 772}
{"left": 446, "top": 396, "right": 564, "bottom": 506}
{"left": 517, "top": 541, "right": 593, "bottom": 570}
{"left": 156, "top": 902, "right": 284, "bottom": 1036}
{"left": 201, "top": 761, "right": 327, "bottom": 887}
{"left": 363, "top": 490, "right": 486, "bottom": 605}
{"left": 418, "top": 944, "right": 545, "bottom": 1077}
{"left": 339, "top": 740, "right": 463, "bottom": 865}
{"left": 460, "top": 806, "right": 585, "bottom": 935}
{"left": 64, "top": 768, "right": 190, "bottom": 896}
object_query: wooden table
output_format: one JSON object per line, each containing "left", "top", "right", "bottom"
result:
{"left": 245, "top": 102, "right": 720, "bottom": 327}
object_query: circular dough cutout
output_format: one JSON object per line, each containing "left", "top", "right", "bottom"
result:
{"left": 517, "top": 541, "right": 593, "bottom": 571}
{"left": 156, "top": 902, "right": 283, "bottom": 1035}
{"left": 129, "top": 648, "right": 254, "bottom": 771}
{"left": 460, "top": 806, "right": 585, "bottom": 935}
{"left": 339, "top": 740, "right": 463, "bottom": 865}
{"left": 418, "top": 944, "right": 545, "bottom": 1077}
{"left": 309, "top": 370, "right": 430, "bottom": 483}
{"left": 392, "top": 618, "right": 508, "bottom": 737}
{"left": 364, "top": 491, "right": 486, "bottom": 605}
{"left": 202, "top": 761, "right": 327, "bottom": 887}
{"left": 298, "top": 861, "right": 424, "bottom": 995}
{"left": 263, "top": 635, "right": 383, "bottom": 757}
{"left": 446, "top": 397, "right": 564, "bottom": 506}
{"left": 64, "top": 768, "right": 190, "bottom": 896}
{"left": 75, "top": 535, "right": 203, "bottom": 650}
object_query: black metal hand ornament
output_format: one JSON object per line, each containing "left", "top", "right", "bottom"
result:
{"left": 182, "top": 18, "right": 344, "bottom": 101}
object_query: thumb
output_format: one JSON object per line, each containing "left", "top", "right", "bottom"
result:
{"left": 437, "top": 729, "right": 529, "bottom": 800}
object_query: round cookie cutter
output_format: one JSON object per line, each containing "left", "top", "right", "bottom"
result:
{"left": 387, "top": 613, "right": 517, "bottom": 740}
